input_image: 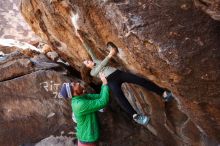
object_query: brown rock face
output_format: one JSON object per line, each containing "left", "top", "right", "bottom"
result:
{"left": 0, "top": 48, "right": 74, "bottom": 146}
{"left": 20, "top": 0, "right": 220, "bottom": 145}
{"left": 0, "top": 45, "right": 161, "bottom": 146}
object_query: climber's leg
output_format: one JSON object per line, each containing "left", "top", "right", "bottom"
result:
{"left": 108, "top": 80, "right": 137, "bottom": 118}
{"left": 107, "top": 70, "right": 150, "bottom": 125}
{"left": 118, "top": 70, "right": 173, "bottom": 101}
{"left": 117, "top": 70, "right": 164, "bottom": 95}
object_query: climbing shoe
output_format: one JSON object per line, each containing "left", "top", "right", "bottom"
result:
{"left": 163, "top": 91, "right": 173, "bottom": 102}
{"left": 133, "top": 114, "right": 150, "bottom": 125}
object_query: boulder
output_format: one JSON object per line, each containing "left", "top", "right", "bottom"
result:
{"left": 0, "top": 47, "right": 73, "bottom": 146}
{"left": 20, "top": 0, "right": 220, "bottom": 145}
{"left": 0, "top": 45, "right": 161, "bottom": 146}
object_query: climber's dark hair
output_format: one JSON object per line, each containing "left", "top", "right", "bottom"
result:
{"left": 80, "top": 63, "right": 92, "bottom": 84}
{"left": 107, "top": 42, "right": 119, "bottom": 53}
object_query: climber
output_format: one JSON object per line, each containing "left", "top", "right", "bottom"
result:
{"left": 59, "top": 72, "right": 110, "bottom": 146}
{"left": 76, "top": 30, "right": 173, "bottom": 126}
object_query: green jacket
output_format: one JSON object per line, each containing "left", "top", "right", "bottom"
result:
{"left": 71, "top": 85, "right": 110, "bottom": 142}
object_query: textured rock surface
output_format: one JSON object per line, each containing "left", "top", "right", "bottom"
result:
{"left": 194, "top": 0, "right": 220, "bottom": 21}
{"left": 0, "top": 47, "right": 74, "bottom": 146}
{"left": 32, "top": 136, "right": 75, "bottom": 146}
{"left": 0, "top": 45, "right": 160, "bottom": 146}
{"left": 0, "top": 0, "right": 38, "bottom": 42}
{"left": 20, "top": 0, "right": 220, "bottom": 145}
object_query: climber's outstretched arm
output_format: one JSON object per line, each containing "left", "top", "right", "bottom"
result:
{"left": 76, "top": 30, "right": 97, "bottom": 61}
{"left": 90, "top": 47, "right": 117, "bottom": 77}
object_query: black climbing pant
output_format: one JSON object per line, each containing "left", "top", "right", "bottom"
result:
{"left": 107, "top": 70, "right": 165, "bottom": 118}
